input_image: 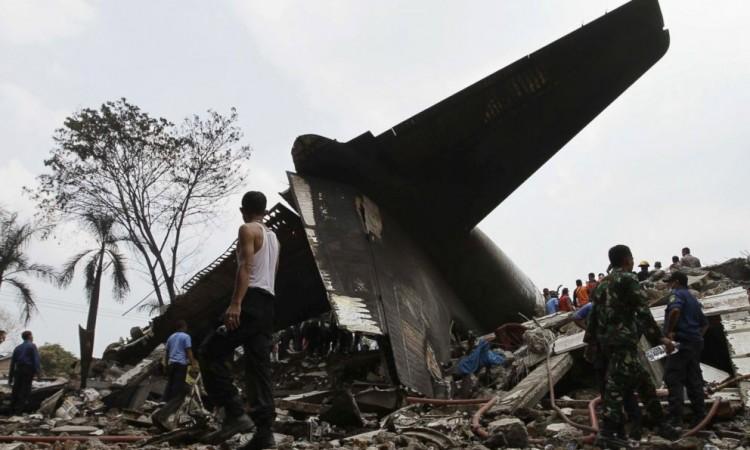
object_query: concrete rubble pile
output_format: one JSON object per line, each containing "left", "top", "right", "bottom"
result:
{"left": 1, "top": 257, "right": 750, "bottom": 449}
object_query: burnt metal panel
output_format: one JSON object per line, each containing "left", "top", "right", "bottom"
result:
{"left": 288, "top": 172, "right": 462, "bottom": 396}
{"left": 287, "top": 173, "right": 385, "bottom": 335}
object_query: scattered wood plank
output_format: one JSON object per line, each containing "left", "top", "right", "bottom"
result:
{"left": 112, "top": 345, "right": 165, "bottom": 389}
{"left": 521, "top": 312, "right": 573, "bottom": 330}
{"left": 493, "top": 353, "right": 573, "bottom": 413}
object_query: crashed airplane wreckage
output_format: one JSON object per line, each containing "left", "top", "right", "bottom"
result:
{"left": 105, "top": 0, "right": 670, "bottom": 397}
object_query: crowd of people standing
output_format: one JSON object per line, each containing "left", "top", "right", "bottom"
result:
{"left": 540, "top": 245, "right": 708, "bottom": 446}
{"left": 542, "top": 246, "right": 702, "bottom": 317}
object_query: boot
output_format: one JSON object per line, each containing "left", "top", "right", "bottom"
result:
{"left": 240, "top": 427, "right": 276, "bottom": 450}
{"left": 656, "top": 422, "right": 682, "bottom": 441}
{"left": 208, "top": 413, "right": 254, "bottom": 443}
{"left": 151, "top": 410, "right": 171, "bottom": 432}
{"left": 628, "top": 423, "right": 642, "bottom": 443}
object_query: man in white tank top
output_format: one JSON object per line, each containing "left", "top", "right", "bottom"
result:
{"left": 198, "top": 191, "right": 280, "bottom": 449}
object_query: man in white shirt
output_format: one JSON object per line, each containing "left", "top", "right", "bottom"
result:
{"left": 199, "top": 191, "right": 280, "bottom": 449}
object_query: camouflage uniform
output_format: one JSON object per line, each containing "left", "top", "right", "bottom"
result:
{"left": 596, "top": 268, "right": 666, "bottom": 433}
{"left": 585, "top": 276, "right": 642, "bottom": 434}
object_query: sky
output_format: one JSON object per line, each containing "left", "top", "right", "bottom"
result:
{"left": 0, "top": 0, "right": 748, "bottom": 357}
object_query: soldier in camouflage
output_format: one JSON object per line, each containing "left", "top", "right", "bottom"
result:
{"left": 594, "top": 245, "right": 679, "bottom": 447}
{"left": 585, "top": 267, "right": 643, "bottom": 442}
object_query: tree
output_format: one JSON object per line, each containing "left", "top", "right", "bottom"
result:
{"left": 38, "top": 343, "right": 79, "bottom": 378}
{"left": 0, "top": 306, "right": 22, "bottom": 351}
{"left": 0, "top": 209, "right": 56, "bottom": 323}
{"left": 59, "top": 213, "right": 129, "bottom": 387}
{"left": 31, "top": 99, "right": 251, "bottom": 307}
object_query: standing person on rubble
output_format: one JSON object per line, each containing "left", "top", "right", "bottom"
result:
{"left": 8, "top": 330, "right": 41, "bottom": 414}
{"left": 669, "top": 255, "right": 681, "bottom": 272}
{"left": 662, "top": 271, "right": 708, "bottom": 428}
{"left": 595, "top": 245, "right": 679, "bottom": 446}
{"left": 545, "top": 290, "right": 559, "bottom": 314}
{"left": 199, "top": 191, "right": 280, "bottom": 450}
{"left": 680, "top": 247, "right": 702, "bottom": 268}
{"left": 163, "top": 320, "right": 197, "bottom": 402}
{"left": 152, "top": 320, "right": 198, "bottom": 430}
{"left": 584, "top": 268, "right": 639, "bottom": 434}
{"left": 573, "top": 279, "right": 589, "bottom": 307}
{"left": 585, "top": 272, "right": 598, "bottom": 298}
{"left": 637, "top": 260, "right": 651, "bottom": 281}
{"left": 558, "top": 288, "right": 574, "bottom": 312}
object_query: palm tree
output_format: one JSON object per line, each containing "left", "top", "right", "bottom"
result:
{"left": 59, "top": 213, "right": 129, "bottom": 388}
{"left": 0, "top": 210, "right": 56, "bottom": 324}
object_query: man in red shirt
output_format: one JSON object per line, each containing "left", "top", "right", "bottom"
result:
{"left": 558, "top": 288, "right": 574, "bottom": 312}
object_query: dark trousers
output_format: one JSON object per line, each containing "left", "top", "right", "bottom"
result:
{"left": 11, "top": 365, "right": 34, "bottom": 413}
{"left": 153, "top": 363, "right": 189, "bottom": 430}
{"left": 164, "top": 363, "right": 188, "bottom": 402}
{"left": 199, "top": 289, "right": 275, "bottom": 428}
{"left": 665, "top": 340, "right": 705, "bottom": 420}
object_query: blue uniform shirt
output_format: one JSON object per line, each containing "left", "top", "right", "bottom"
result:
{"left": 546, "top": 297, "right": 559, "bottom": 315}
{"left": 664, "top": 288, "right": 708, "bottom": 343}
{"left": 166, "top": 331, "right": 192, "bottom": 365}
{"left": 573, "top": 303, "right": 593, "bottom": 321}
{"left": 11, "top": 340, "right": 41, "bottom": 374}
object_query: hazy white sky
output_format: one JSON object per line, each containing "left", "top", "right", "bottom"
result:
{"left": 0, "top": 0, "right": 748, "bottom": 356}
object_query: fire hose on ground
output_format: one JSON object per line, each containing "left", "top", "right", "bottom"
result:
{"left": 582, "top": 393, "right": 722, "bottom": 443}
{"left": 471, "top": 332, "right": 725, "bottom": 443}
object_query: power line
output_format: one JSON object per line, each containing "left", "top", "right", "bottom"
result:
{"left": 0, "top": 302, "right": 149, "bottom": 322}
{"left": 0, "top": 291, "right": 152, "bottom": 317}
{"left": 0, "top": 296, "right": 150, "bottom": 321}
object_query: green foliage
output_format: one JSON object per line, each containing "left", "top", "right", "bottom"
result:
{"left": 38, "top": 343, "right": 79, "bottom": 378}
{"left": 58, "top": 213, "right": 130, "bottom": 302}
{"left": 0, "top": 208, "right": 56, "bottom": 323}
{"left": 29, "top": 98, "right": 251, "bottom": 306}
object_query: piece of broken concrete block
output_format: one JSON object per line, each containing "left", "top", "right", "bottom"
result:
{"left": 37, "top": 388, "right": 65, "bottom": 417}
{"left": 483, "top": 431, "right": 508, "bottom": 449}
{"left": 545, "top": 422, "right": 581, "bottom": 439}
{"left": 487, "top": 416, "right": 528, "bottom": 448}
